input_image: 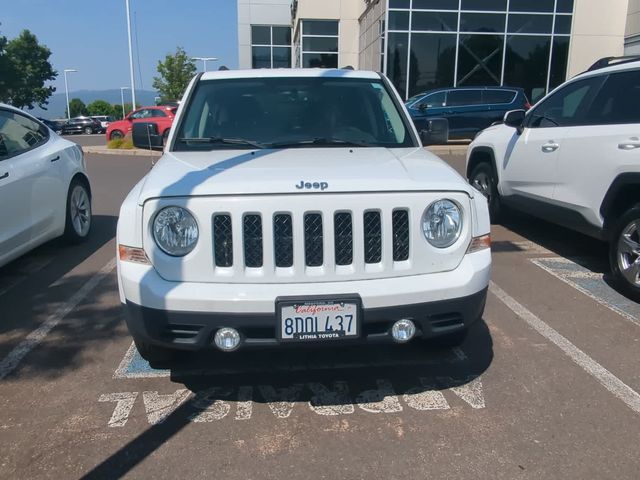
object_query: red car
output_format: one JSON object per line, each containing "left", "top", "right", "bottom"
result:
{"left": 106, "top": 105, "right": 177, "bottom": 141}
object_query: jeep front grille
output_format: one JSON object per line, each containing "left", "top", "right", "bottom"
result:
{"left": 212, "top": 209, "right": 411, "bottom": 270}
{"left": 243, "top": 214, "right": 263, "bottom": 268}
{"left": 334, "top": 212, "right": 353, "bottom": 266}
{"left": 273, "top": 214, "right": 293, "bottom": 268}
{"left": 363, "top": 211, "right": 382, "bottom": 264}
{"left": 213, "top": 214, "right": 233, "bottom": 267}
{"left": 304, "top": 213, "right": 324, "bottom": 267}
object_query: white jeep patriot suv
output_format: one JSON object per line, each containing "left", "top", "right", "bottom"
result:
{"left": 116, "top": 69, "right": 491, "bottom": 362}
{"left": 467, "top": 57, "right": 640, "bottom": 301}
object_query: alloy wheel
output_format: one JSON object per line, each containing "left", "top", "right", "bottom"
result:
{"left": 617, "top": 219, "right": 640, "bottom": 286}
{"left": 70, "top": 185, "right": 91, "bottom": 237}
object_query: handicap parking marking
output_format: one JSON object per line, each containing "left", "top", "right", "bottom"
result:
{"left": 113, "top": 342, "right": 468, "bottom": 379}
{"left": 99, "top": 376, "right": 485, "bottom": 427}
{"left": 531, "top": 257, "right": 640, "bottom": 328}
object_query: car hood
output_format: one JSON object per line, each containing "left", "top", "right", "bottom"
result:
{"left": 136, "top": 147, "right": 474, "bottom": 204}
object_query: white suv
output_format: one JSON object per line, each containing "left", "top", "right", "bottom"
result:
{"left": 116, "top": 69, "right": 491, "bottom": 362}
{"left": 467, "top": 58, "right": 640, "bottom": 300}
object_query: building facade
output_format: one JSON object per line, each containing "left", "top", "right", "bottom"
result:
{"left": 626, "top": 0, "right": 640, "bottom": 53}
{"left": 238, "top": 0, "right": 629, "bottom": 102}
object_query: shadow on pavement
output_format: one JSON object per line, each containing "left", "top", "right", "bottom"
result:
{"left": 81, "top": 319, "right": 493, "bottom": 479}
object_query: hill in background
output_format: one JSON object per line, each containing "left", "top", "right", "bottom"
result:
{"left": 28, "top": 89, "right": 159, "bottom": 119}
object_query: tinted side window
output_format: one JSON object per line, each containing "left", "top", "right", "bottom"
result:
{"left": 585, "top": 70, "right": 640, "bottom": 125}
{"left": 130, "top": 109, "right": 152, "bottom": 119}
{"left": 0, "top": 110, "right": 49, "bottom": 160}
{"left": 483, "top": 90, "right": 516, "bottom": 105}
{"left": 527, "top": 76, "right": 603, "bottom": 128}
{"left": 447, "top": 90, "right": 482, "bottom": 107}
{"left": 421, "top": 92, "right": 446, "bottom": 108}
{"left": 151, "top": 109, "right": 167, "bottom": 118}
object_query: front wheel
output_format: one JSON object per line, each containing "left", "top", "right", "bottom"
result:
{"left": 469, "top": 162, "right": 502, "bottom": 222}
{"left": 609, "top": 205, "right": 640, "bottom": 302}
{"left": 63, "top": 180, "right": 92, "bottom": 243}
{"left": 84, "top": 126, "right": 93, "bottom": 135}
{"left": 109, "top": 130, "right": 124, "bottom": 140}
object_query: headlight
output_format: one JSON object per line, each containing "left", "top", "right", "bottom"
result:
{"left": 153, "top": 206, "right": 199, "bottom": 256}
{"left": 422, "top": 200, "right": 462, "bottom": 248}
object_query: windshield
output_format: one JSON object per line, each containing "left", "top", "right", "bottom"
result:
{"left": 173, "top": 77, "right": 416, "bottom": 150}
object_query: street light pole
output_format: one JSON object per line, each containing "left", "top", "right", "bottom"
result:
{"left": 120, "top": 86, "right": 130, "bottom": 118}
{"left": 63, "top": 69, "right": 78, "bottom": 120}
{"left": 125, "top": 0, "right": 137, "bottom": 109}
{"left": 192, "top": 57, "right": 218, "bottom": 72}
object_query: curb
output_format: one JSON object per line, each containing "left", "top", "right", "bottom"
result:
{"left": 83, "top": 146, "right": 161, "bottom": 157}
{"left": 427, "top": 145, "right": 469, "bottom": 155}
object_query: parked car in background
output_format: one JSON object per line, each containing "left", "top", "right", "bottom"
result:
{"left": 0, "top": 103, "right": 92, "bottom": 268}
{"left": 406, "top": 86, "right": 531, "bottom": 141}
{"left": 467, "top": 56, "right": 640, "bottom": 301}
{"left": 37, "top": 118, "right": 65, "bottom": 134}
{"left": 91, "top": 115, "right": 114, "bottom": 132}
{"left": 106, "top": 106, "right": 177, "bottom": 141}
{"left": 61, "top": 116, "right": 102, "bottom": 135}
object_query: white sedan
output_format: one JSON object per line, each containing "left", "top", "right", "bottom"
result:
{"left": 0, "top": 103, "right": 92, "bottom": 268}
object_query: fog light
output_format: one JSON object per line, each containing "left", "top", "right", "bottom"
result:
{"left": 391, "top": 319, "right": 416, "bottom": 343}
{"left": 214, "top": 328, "right": 241, "bottom": 351}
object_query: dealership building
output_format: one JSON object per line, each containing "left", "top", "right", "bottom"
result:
{"left": 238, "top": 0, "right": 630, "bottom": 102}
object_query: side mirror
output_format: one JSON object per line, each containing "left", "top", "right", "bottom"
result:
{"left": 132, "top": 122, "right": 163, "bottom": 151}
{"left": 504, "top": 109, "right": 526, "bottom": 134}
{"left": 417, "top": 103, "right": 427, "bottom": 111}
{"left": 420, "top": 118, "right": 449, "bottom": 146}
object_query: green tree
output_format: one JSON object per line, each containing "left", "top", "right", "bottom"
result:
{"left": 66, "top": 98, "right": 88, "bottom": 118}
{"left": 152, "top": 47, "right": 196, "bottom": 102}
{"left": 86, "top": 100, "right": 114, "bottom": 116}
{"left": 0, "top": 29, "right": 57, "bottom": 109}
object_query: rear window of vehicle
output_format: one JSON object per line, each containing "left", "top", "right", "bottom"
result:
{"left": 482, "top": 90, "right": 516, "bottom": 105}
{"left": 447, "top": 90, "right": 483, "bottom": 107}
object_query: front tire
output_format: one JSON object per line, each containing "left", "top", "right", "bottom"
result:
{"left": 63, "top": 180, "right": 92, "bottom": 243}
{"left": 84, "top": 126, "right": 93, "bottom": 135}
{"left": 470, "top": 162, "right": 502, "bottom": 222}
{"left": 609, "top": 204, "right": 640, "bottom": 301}
{"left": 109, "top": 130, "right": 124, "bottom": 140}
{"left": 134, "top": 339, "right": 174, "bottom": 364}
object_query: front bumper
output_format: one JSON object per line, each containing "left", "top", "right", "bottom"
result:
{"left": 118, "top": 250, "right": 490, "bottom": 351}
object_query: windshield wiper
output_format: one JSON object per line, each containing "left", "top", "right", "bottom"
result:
{"left": 177, "top": 137, "right": 266, "bottom": 149}
{"left": 268, "top": 137, "right": 376, "bottom": 148}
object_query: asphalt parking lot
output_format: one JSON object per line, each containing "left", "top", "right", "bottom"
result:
{"left": 1, "top": 150, "right": 639, "bottom": 479}
{"left": 62, "top": 134, "right": 106, "bottom": 147}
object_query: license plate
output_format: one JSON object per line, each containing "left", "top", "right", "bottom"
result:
{"left": 277, "top": 299, "right": 359, "bottom": 342}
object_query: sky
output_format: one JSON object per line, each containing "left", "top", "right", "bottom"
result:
{"left": 0, "top": 0, "right": 239, "bottom": 93}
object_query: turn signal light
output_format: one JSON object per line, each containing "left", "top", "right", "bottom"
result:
{"left": 467, "top": 234, "right": 491, "bottom": 254}
{"left": 118, "top": 245, "right": 150, "bottom": 264}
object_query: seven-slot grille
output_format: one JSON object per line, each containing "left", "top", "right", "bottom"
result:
{"left": 213, "top": 210, "right": 411, "bottom": 269}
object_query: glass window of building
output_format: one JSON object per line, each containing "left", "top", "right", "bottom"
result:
{"left": 300, "top": 20, "right": 339, "bottom": 68}
{"left": 251, "top": 25, "right": 292, "bottom": 69}
{"left": 384, "top": 0, "right": 573, "bottom": 102}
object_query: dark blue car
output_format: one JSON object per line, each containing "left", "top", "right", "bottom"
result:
{"left": 405, "top": 86, "right": 530, "bottom": 141}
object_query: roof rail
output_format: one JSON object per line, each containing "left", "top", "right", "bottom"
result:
{"left": 587, "top": 55, "right": 640, "bottom": 72}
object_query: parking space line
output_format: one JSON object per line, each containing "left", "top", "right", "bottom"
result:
{"left": 531, "top": 257, "right": 640, "bottom": 328}
{"left": 489, "top": 281, "right": 640, "bottom": 414}
{"left": 0, "top": 258, "right": 117, "bottom": 381}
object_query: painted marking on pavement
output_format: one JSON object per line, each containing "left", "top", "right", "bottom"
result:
{"left": 531, "top": 257, "right": 640, "bottom": 328}
{"left": 98, "top": 376, "right": 485, "bottom": 426}
{"left": 113, "top": 341, "right": 467, "bottom": 379}
{"left": 0, "top": 258, "right": 117, "bottom": 380}
{"left": 490, "top": 281, "right": 640, "bottom": 414}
